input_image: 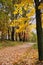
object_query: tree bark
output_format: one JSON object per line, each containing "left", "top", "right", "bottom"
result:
{"left": 1, "top": 32, "right": 4, "bottom": 40}
{"left": 15, "top": 33, "right": 18, "bottom": 41}
{"left": 34, "top": 0, "right": 43, "bottom": 61}
{"left": 11, "top": 27, "right": 14, "bottom": 41}
{"left": 19, "top": 33, "right": 22, "bottom": 41}
{"left": 8, "top": 29, "right": 10, "bottom": 40}
{"left": 23, "top": 32, "right": 25, "bottom": 42}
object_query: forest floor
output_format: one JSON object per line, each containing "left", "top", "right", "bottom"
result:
{"left": 0, "top": 42, "right": 39, "bottom": 65}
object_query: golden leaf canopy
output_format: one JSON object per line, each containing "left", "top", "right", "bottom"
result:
{"left": 39, "top": 3, "right": 43, "bottom": 9}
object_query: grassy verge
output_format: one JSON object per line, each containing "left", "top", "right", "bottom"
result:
{"left": 0, "top": 40, "right": 26, "bottom": 49}
{"left": 32, "top": 43, "right": 38, "bottom": 49}
{"left": 0, "top": 40, "right": 37, "bottom": 49}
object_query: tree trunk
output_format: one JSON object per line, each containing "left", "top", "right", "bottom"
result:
{"left": 19, "top": 33, "right": 22, "bottom": 41}
{"left": 11, "top": 27, "right": 14, "bottom": 41}
{"left": 23, "top": 32, "right": 25, "bottom": 42}
{"left": 34, "top": 0, "right": 43, "bottom": 61}
{"left": 1, "top": 31, "right": 5, "bottom": 40}
{"left": 1, "top": 33, "right": 4, "bottom": 40}
{"left": 15, "top": 33, "right": 18, "bottom": 41}
{"left": 8, "top": 29, "right": 10, "bottom": 40}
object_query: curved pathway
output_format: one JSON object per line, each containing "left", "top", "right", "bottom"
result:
{"left": 0, "top": 43, "right": 35, "bottom": 65}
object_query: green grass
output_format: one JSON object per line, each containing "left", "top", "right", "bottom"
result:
{"left": 32, "top": 44, "right": 38, "bottom": 49}
{"left": 0, "top": 40, "right": 26, "bottom": 49}
{"left": 0, "top": 40, "right": 37, "bottom": 49}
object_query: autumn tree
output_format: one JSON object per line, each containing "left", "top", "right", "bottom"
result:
{"left": 34, "top": 0, "right": 43, "bottom": 61}
{"left": 0, "top": 10, "right": 10, "bottom": 40}
{"left": 10, "top": 0, "right": 35, "bottom": 41}
{"left": 0, "top": 0, "right": 14, "bottom": 40}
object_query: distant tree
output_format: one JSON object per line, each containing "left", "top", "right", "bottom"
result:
{"left": 11, "top": 0, "right": 35, "bottom": 41}
{"left": 0, "top": 0, "right": 14, "bottom": 40}
{"left": 0, "top": 10, "right": 9, "bottom": 40}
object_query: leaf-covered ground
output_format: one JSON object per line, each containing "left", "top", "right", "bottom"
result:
{"left": 0, "top": 43, "right": 38, "bottom": 65}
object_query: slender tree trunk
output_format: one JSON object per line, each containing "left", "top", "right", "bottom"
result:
{"left": 15, "top": 33, "right": 18, "bottom": 41}
{"left": 1, "top": 31, "right": 5, "bottom": 40}
{"left": 11, "top": 27, "right": 14, "bottom": 41}
{"left": 1, "top": 32, "right": 4, "bottom": 40}
{"left": 11, "top": 0, "right": 15, "bottom": 41}
{"left": 19, "top": 33, "right": 22, "bottom": 41}
{"left": 8, "top": 29, "right": 10, "bottom": 40}
{"left": 23, "top": 32, "right": 25, "bottom": 42}
{"left": 34, "top": 0, "right": 43, "bottom": 61}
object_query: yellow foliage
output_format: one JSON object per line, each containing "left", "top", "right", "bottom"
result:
{"left": 10, "top": 20, "right": 18, "bottom": 27}
{"left": 21, "top": 0, "right": 34, "bottom": 4}
{"left": 29, "top": 24, "right": 36, "bottom": 30}
{"left": 18, "top": 17, "right": 28, "bottom": 22}
{"left": 10, "top": 23, "right": 15, "bottom": 27}
{"left": 38, "top": 3, "right": 43, "bottom": 9}
{"left": 26, "top": 8, "right": 35, "bottom": 17}
{"left": 11, "top": 0, "right": 35, "bottom": 34}
{"left": 16, "top": 22, "right": 29, "bottom": 33}
{"left": 13, "top": 11, "right": 18, "bottom": 14}
{"left": 19, "top": 8, "right": 23, "bottom": 15}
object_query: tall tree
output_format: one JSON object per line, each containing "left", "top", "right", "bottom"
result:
{"left": 0, "top": 0, "right": 14, "bottom": 40}
{"left": 0, "top": 10, "right": 9, "bottom": 40}
{"left": 34, "top": 0, "right": 43, "bottom": 61}
{"left": 12, "top": 0, "right": 34, "bottom": 41}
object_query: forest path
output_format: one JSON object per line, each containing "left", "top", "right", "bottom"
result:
{"left": 0, "top": 43, "right": 37, "bottom": 65}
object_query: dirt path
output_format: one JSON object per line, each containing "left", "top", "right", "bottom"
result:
{"left": 0, "top": 43, "right": 36, "bottom": 65}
